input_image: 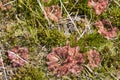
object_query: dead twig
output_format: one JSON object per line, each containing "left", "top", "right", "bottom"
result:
{"left": 59, "top": 0, "right": 82, "bottom": 37}
{"left": 37, "top": 0, "right": 51, "bottom": 25}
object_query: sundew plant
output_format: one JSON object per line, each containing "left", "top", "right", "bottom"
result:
{"left": 0, "top": 0, "right": 120, "bottom": 80}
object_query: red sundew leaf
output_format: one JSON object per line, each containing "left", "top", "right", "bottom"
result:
{"left": 46, "top": 42, "right": 85, "bottom": 77}
{"left": 0, "top": 1, "right": 12, "bottom": 11}
{"left": 88, "top": 49, "right": 100, "bottom": 69}
{"left": 48, "top": 63, "right": 59, "bottom": 71}
{"left": 12, "top": 59, "right": 26, "bottom": 67}
{"left": 75, "top": 46, "right": 80, "bottom": 53}
{"left": 68, "top": 47, "right": 76, "bottom": 56}
{"left": 0, "top": 1, "right": 6, "bottom": 11}
{"left": 69, "top": 65, "right": 83, "bottom": 75}
{"left": 7, "top": 51, "right": 17, "bottom": 60}
{"left": 18, "top": 47, "right": 28, "bottom": 60}
{"left": 94, "top": 3, "right": 103, "bottom": 15}
{"left": 54, "top": 47, "right": 63, "bottom": 58}
{"left": 88, "top": 0, "right": 109, "bottom": 15}
{"left": 61, "top": 46, "right": 69, "bottom": 58}
{"left": 47, "top": 53, "right": 59, "bottom": 63}
{"left": 7, "top": 47, "right": 28, "bottom": 67}
{"left": 95, "top": 20, "right": 104, "bottom": 28}
{"left": 45, "top": 5, "right": 61, "bottom": 22}
{"left": 88, "top": 0, "right": 96, "bottom": 7}
{"left": 75, "top": 54, "right": 85, "bottom": 64}
{"left": 56, "top": 65, "right": 68, "bottom": 77}
{"left": 95, "top": 20, "right": 118, "bottom": 39}
{"left": 10, "top": 46, "right": 19, "bottom": 53}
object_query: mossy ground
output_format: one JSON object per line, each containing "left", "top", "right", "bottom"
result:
{"left": 0, "top": 0, "right": 120, "bottom": 80}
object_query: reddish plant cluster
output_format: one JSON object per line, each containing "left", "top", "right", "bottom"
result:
{"left": 45, "top": 5, "right": 61, "bottom": 22}
{"left": 87, "top": 49, "right": 100, "bottom": 69}
{"left": 7, "top": 47, "right": 28, "bottom": 67}
{"left": 88, "top": 0, "right": 109, "bottom": 15}
{"left": 46, "top": 45, "right": 85, "bottom": 77}
{"left": 0, "top": 0, "right": 12, "bottom": 11}
{"left": 95, "top": 20, "right": 118, "bottom": 39}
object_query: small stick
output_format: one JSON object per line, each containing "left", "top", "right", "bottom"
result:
{"left": 60, "top": 0, "right": 82, "bottom": 37}
{"left": 113, "top": 0, "right": 120, "bottom": 7}
{"left": 37, "top": 0, "right": 51, "bottom": 25}
{"left": 3, "top": 0, "right": 16, "bottom": 6}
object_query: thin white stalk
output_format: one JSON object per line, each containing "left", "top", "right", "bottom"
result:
{"left": 85, "top": 16, "right": 92, "bottom": 33}
{"left": 83, "top": 64, "right": 93, "bottom": 73}
{"left": 59, "top": 0, "right": 62, "bottom": 32}
{"left": 78, "top": 28, "right": 87, "bottom": 40}
{"left": 8, "top": 51, "right": 28, "bottom": 64}
{"left": 37, "top": 0, "right": 51, "bottom": 25}
{"left": 77, "top": 17, "right": 92, "bottom": 40}
{"left": 59, "top": 0, "right": 82, "bottom": 36}
{"left": 36, "top": 46, "right": 46, "bottom": 59}
{"left": 89, "top": 9, "right": 92, "bottom": 23}
{"left": 69, "top": 0, "right": 79, "bottom": 13}
{"left": 74, "top": 10, "right": 80, "bottom": 21}
{"left": 114, "top": 0, "right": 120, "bottom": 7}
{"left": 3, "top": 0, "right": 16, "bottom": 6}
{"left": 88, "top": 10, "right": 94, "bottom": 34}
{"left": 110, "top": 73, "right": 119, "bottom": 80}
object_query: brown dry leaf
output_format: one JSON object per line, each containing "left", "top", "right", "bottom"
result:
{"left": 88, "top": 49, "right": 100, "bottom": 69}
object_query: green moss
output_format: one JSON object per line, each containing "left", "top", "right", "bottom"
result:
{"left": 99, "top": 41, "right": 120, "bottom": 73}
{"left": 13, "top": 66, "right": 48, "bottom": 80}
{"left": 77, "top": 32, "right": 107, "bottom": 52}
{"left": 64, "top": 0, "right": 91, "bottom": 15}
{"left": 37, "top": 28, "right": 67, "bottom": 47}
{"left": 108, "top": 6, "right": 120, "bottom": 28}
